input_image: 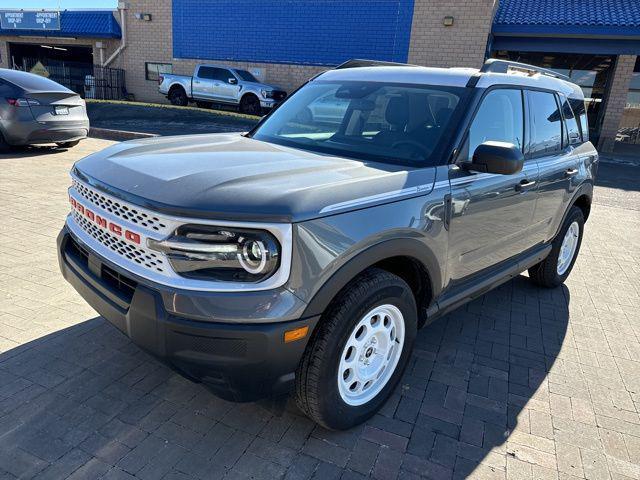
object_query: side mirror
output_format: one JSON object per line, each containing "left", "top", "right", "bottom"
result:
{"left": 228, "top": 77, "right": 237, "bottom": 85}
{"left": 466, "top": 141, "right": 524, "bottom": 175}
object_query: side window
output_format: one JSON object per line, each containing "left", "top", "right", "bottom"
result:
{"left": 211, "top": 68, "right": 232, "bottom": 82}
{"left": 528, "top": 90, "right": 563, "bottom": 156}
{"left": 570, "top": 98, "right": 589, "bottom": 142}
{"left": 559, "top": 94, "right": 582, "bottom": 146}
{"left": 465, "top": 89, "right": 524, "bottom": 161}
{"left": 197, "top": 67, "right": 215, "bottom": 79}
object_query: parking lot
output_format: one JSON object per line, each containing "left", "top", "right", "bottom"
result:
{"left": 0, "top": 138, "right": 639, "bottom": 479}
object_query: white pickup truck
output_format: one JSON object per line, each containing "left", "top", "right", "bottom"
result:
{"left": 158, "top": 64, "right": 287, "bottom": 115}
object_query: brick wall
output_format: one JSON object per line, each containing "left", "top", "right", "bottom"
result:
{"left": 408, "top": 0, "right": 497, "bottom": 68}
{"left": 117, "top": 0, "right": 496, "bottom": 103}
{"left": 113, "top": 1, "right": 330, "bottom": 102}
{"left": 599, "top": 55, "right": 637, "bottom": 152}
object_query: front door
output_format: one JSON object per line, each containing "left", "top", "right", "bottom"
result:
{"left": 211, "top": 68, "right": 241, "bottom": 102}
{"left": 447, "top": 88, "right": 539, "bottom": 285}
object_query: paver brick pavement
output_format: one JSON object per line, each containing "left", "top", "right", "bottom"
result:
{"left": 1, "top": 141, "right": 639, "bottom": 479}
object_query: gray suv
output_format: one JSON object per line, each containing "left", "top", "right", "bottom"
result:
{"left": 58, "top": 59, "right": 597, "bottom": 429}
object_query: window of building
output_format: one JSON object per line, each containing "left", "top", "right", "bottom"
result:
{"left": 528, "top": 90, "right": 563, "bottom": 156}
{"left": 145, "top": 62, "right": 172, "bottom": 81}
{"left": 465, "top": 89, "right": 524, "bottom": 160}
{"left": 617, "top": 57, "right": 640, "bottom": 146}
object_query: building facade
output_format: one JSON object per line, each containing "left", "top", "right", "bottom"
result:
{"left": 1, "top": 0, "right": 639, "bottom": 153}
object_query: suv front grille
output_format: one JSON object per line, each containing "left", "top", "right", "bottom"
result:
{"left": 272, "top": 91, "right": 286, "bottom": 101}
{"left": 72, "top": 179, "right": 167, "bottom": 231}
{"left": 72, "top": 209, "right": 166, "bottom": 273}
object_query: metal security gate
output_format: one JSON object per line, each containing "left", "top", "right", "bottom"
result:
{"left": 13, "top": 58, "right": 126, "bottom": 100}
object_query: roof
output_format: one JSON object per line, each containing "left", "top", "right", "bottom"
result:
{"left": 494, "top": 0, "right": 640, "bottom": 37}
{"left": 0, "top": 10, "right": 121, "bottom": 39}
{"left": 316, "top": 64, "right": 581, "bottom": 98}
{"left": 0, "top": 67, "right": 73, "bottom": 93}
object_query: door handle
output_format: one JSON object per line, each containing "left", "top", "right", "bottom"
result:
{"left": 515, "top": 179, "right": 536, "bottom": 192}
{"left": 565, "top": 168, "right": 578, "bottom": 177}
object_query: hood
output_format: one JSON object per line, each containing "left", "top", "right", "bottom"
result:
{"left": 243, "top": 81, "right": 282, "bottom": 91}
{"left": 74, "top": 133, "right": 436, "bottom": 223}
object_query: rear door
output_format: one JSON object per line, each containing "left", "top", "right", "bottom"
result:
{"left": 526, "top": 90, "right": 581, "bottom": 243}
{"left": 447, "top": 88, "right": 539, "bottom": 283}
{"left": 193, "top": 66, "right": 216, "bottom": 100}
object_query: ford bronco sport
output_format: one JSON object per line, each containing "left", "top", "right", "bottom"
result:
{"left": 58, "top": 59, "right": 597, "bottom": 430}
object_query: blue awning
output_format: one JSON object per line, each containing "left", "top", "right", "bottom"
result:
{"left": 0, "top": 11, "right": 121, "bottom": 39}
{"left": 492, "top": 0, "right": 640, "bottom": 54}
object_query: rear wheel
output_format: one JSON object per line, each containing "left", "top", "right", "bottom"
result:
{"left": 295, "top": 268, "right": 417, "bottom": 430}
{"left": 0, "top": 132, "right": 9, "bottom": 153}
{"left": 528, "top": 206, "right": 584, "bottom": 288}
{"left": 168, "top": 86, "right": 188, "bottom": 106}
{"left": 56, "top": 140, "right": 80, "bottom": 149}
{"left": 239, "top": 94, "right": 261, "bottom": 116}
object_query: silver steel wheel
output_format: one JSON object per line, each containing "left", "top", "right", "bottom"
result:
{"left": 337, "top": 304, "right": 405, "bottom": 406}
{"left": 557, "top": 221, "right": 579, "bottom": 275}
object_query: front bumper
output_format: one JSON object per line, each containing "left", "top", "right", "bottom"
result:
{"left": 57, "top": 227, "right": 319, "bottom": 401}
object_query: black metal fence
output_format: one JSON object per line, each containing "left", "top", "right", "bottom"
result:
{"left": 13, "top": 58, "right": 127, "bottom": 100}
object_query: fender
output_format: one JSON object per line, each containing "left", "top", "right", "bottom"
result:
{"left": 300, "top": 237, "right": 442, "bottom": 319}
{"left": 554, "top": 181, "right": 593, "bottom": 239}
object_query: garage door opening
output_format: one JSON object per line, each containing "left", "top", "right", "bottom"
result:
{"left": 8, "top": 42, "right": 126, "bottom": 100}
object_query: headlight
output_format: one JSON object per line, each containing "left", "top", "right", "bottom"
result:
{"left": 148, "top": 225, "right": 280, "bottom": 282}
{"left": 261, "top": 89, "right": 274, "bottom": 99}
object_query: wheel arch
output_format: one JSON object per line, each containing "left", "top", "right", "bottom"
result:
{"left": 301, "top": 238, "right": 441, "bottom": 328}
{"left": 555, "top": 182, "right": 593, "bottom": 239}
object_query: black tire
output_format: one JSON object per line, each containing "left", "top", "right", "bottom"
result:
{"left": 295, "top": 268, "right": 417, "bottom": 430}
{"left": 0, "top": 132, "right": 10, "bottom": 153}
{"left": 168, "top": 86, "right": 189, "bottom": 106}
{"left": 239, "top": 94, "right": 261, "bottom": 116}
{"left": 528, "top": 206, "right": 584, "bottom": 288}
{"left": 56, "top": 140, "right": 80, "bottom": 149}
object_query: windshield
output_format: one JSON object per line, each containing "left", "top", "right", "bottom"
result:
{"left": 235, "top": 69, "right": 259, "bottom": 82}
{"left": 252, "top": 81, "right": 465, "bottom": 165}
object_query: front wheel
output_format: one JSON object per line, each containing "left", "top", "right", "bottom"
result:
{"left": 528, "top": 206, "right": 585, "bottom": 288}
{"left": 295, "top": 268, "right": 417, "bottom": 430}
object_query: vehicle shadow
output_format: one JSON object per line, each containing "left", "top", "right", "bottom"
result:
{"left": 0, "top": 274, "right": 568, "bottom": 478}
{"left": 0, "top": 145, "right": 68, "bottom": 159}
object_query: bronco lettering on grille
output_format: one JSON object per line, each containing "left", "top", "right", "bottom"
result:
{"left": 69, "top": 196, "right": 141, "bottom": 245}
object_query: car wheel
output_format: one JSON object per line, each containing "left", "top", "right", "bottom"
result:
{"left": 528, "top": 205, "right": 584, "bottom": 288}
{"left": 239, "top": 94, "right": 261, "bottom": 116}
{"left": 0, "top": 132, "right": 10, "bottom": 153}
{"left": 56, "top": 140, "right": 80, "bottom": 149}
{"left": 295, "top": 268, "right": 417, "bottom": 430}
{"left": 169, "top": 87, "right": 188, "bottom": 106}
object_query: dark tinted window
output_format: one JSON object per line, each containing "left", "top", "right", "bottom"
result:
{"left": 529, "top": 91, "right": 563, "bottom": 155}
{"left": 466, "top": 89, "right": 524, "bottom": 160}
{"left": 198, "top": 67, "right": 229, "bottom": 81}
{"left": 559, "top": 94, "right": 581, "bottom": 146}
{"left": 0, "top": 68, "right": 70, "bottom": 93}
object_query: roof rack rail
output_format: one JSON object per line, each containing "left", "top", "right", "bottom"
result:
{"left": 481, "top": 59, "right": 571, "bottom": 82}
{"left": 335, "top": 59, "right": 418, "bottom": 70}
